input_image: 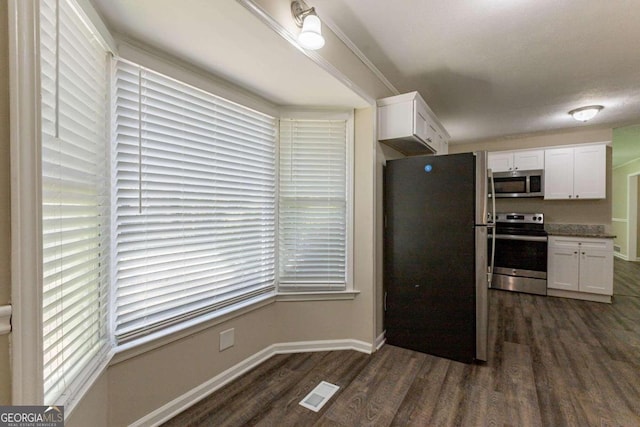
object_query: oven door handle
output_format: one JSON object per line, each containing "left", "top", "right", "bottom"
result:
{"left": 492, "top": 234, "right": 548, "bottom": 242}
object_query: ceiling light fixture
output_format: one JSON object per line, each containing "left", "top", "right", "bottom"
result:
{"left": 291, "top": 0, "right": 325, "bottom": 50}
{"left": 569, "top": 105, "right": 604, "bottom": 122}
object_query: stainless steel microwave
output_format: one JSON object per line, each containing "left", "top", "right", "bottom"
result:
{"left": 491, "top": 169, "right": 544, "bottom": 198}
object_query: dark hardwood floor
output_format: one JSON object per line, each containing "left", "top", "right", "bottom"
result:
{"left": 164, "top": 260, "right": 640, "bottom": 426}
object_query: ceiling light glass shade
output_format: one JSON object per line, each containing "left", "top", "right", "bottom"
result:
{"left": 569, "top": 105, "right": 603, "bottom": 122}
{"left": 298, "top": 14, "right": 325, "bottom": 50}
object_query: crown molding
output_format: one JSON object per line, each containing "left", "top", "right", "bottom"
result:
{"left": 319, "top": 13, "right": 399, "bottom": 97}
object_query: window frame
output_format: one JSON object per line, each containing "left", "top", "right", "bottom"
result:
{"left": 9, "top": 0, "right": 117, "bottom": 410}
{"left": 110, "top": 58, "right": 279, "bottom": 345}
{"left": 39, "top": 0, "right": 113, "bottom": 404}
{"left": 276, "top": 110, "right": 355, "bottom": 295}
{"left": 107, "top": 47, "right": 285, "bottom": 352}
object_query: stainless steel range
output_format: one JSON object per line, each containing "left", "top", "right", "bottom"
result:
{"left": 489, "top": 213, "right": 547, "bottom": 295}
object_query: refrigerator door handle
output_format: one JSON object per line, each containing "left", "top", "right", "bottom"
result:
{"left": 488, "top": 169, "right": 496, "bottom": 286}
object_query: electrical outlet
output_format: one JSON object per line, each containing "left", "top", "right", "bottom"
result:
{"left": 219, "top": 328, "right": 234, "bottom": 351}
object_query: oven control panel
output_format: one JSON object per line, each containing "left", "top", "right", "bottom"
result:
{"left": 493, "top": 212, "right": 544, "bottom": 224}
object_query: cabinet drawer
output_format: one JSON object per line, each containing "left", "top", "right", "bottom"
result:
{"left": 548, "top": 236, "right": 612, "bottom": 250}
{"left": 548, "top": 237, "right": 579, "bottom": 248}
{"left": 579, "top": 239, "right": 613, "bottom": 250}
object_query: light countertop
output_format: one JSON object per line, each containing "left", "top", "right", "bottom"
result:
{"left": 545, "top": 224, "right": 616, "bottom": 239}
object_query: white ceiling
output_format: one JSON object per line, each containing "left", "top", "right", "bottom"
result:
{"left": 316, "top": 0, "right": 640, "bottom": 143}
{"left": 91, "top": 0, "right": 640, "bottom": 144}
{"left": 90, "top": 0, "right": 369, "bottom": 109}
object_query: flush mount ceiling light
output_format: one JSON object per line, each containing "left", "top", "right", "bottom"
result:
{"left": 291, "top": 0, "right": 325, "bottom": 50}
{"left": 569, "top": 105, "right": 604, "bottom": 122}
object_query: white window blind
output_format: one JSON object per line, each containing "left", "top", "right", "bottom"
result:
{"left": 113, "top": 60, "right": 277, "bottom": 343}
{"left": 278, "top": 119, "right": 348, "bottom": 290}
{"left": 40, "top": 0, "right": 110, "bottom": 404}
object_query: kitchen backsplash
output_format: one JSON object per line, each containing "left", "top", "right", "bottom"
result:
{"left": 493, "top": 198, "right": 611, "bottom": 231}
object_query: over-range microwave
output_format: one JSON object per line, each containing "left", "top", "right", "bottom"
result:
{"left": 491, "top": 169, "right": 544, "bottom": 198}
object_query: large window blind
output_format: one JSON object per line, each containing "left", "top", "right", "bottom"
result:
{"left": 113, "top": 60, "right": 277, "bottom": 343}
{"left": 278, "top": 119, "right": 349, "bottom": 290}
{"left": 40, "top": 0, "right": 110, "bottom": 404}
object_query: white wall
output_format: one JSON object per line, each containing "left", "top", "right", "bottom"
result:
{"left": 106, "top": 304, "right": 279, "bottom": 426}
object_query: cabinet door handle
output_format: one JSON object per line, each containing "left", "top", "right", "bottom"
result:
{"left": 574, "top": 251, "right": 578, "bottom": 254}
{"left": 576, "top": 195, "right": 580, "bottom": 198}
{"left": 569, "top": 195, "right": 572, "bottom": 198}
{"left": 582, "top": 252, "right": 585, "bottom": 255}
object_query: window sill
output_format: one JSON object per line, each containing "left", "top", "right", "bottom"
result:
{"left": 110, "top": 289, "right": 359, "bottom": 365}
{"left": 111, "top": 293, "right": 276, "bottom": 365}
{"left": 276, "top": 290, "right": 360, "bottom": 302}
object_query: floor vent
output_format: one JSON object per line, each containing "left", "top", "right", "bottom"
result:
{"left": 299, "top": 381, "right": 340, "bottom": 412}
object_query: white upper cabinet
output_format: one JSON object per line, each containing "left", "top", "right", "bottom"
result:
{"left": 377, "top": 92, "right": 449, "bottom": 156}
{"left": 544, "top": 148, "right": 574, "bottom": 199}
{"left": 514, "top": 150, "right": 545, "bottom": 171}
{"left": 573, "top": 145, "right": 607, "bottom": 199}
{"left": 544, "top": 144, "right": 606, "bottom": 200}
{"left": 488, "top": 150, "right": 544, "bottom": 173}
{"left": 487, "top": 152, "right": 513, "bottom": 172}
{"left": 436, "top": 132, "right": 449, "bottom": 155}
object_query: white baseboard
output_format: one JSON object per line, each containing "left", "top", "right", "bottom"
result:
{"left": 271, "top": 339, "right": 373, "bottom": 356}
{"left": 614, "top": 252, "right": 629, "bottom": 261}
{"left": 130, "top": 338, "right": 373, "bottom": 427}
{"left": 547, "top": 289, "right": 612, "bottom": 304}
{"left": 375, "top": 331, "right": 386, "bottom": 351}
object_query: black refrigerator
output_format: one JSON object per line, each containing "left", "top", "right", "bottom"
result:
{"left": 383, "top": 152, "right": 491, "bottom": 363}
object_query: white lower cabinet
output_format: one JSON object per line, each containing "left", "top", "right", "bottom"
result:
{"left": 547, "top": 236, "right": 613, "bottom": 302}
